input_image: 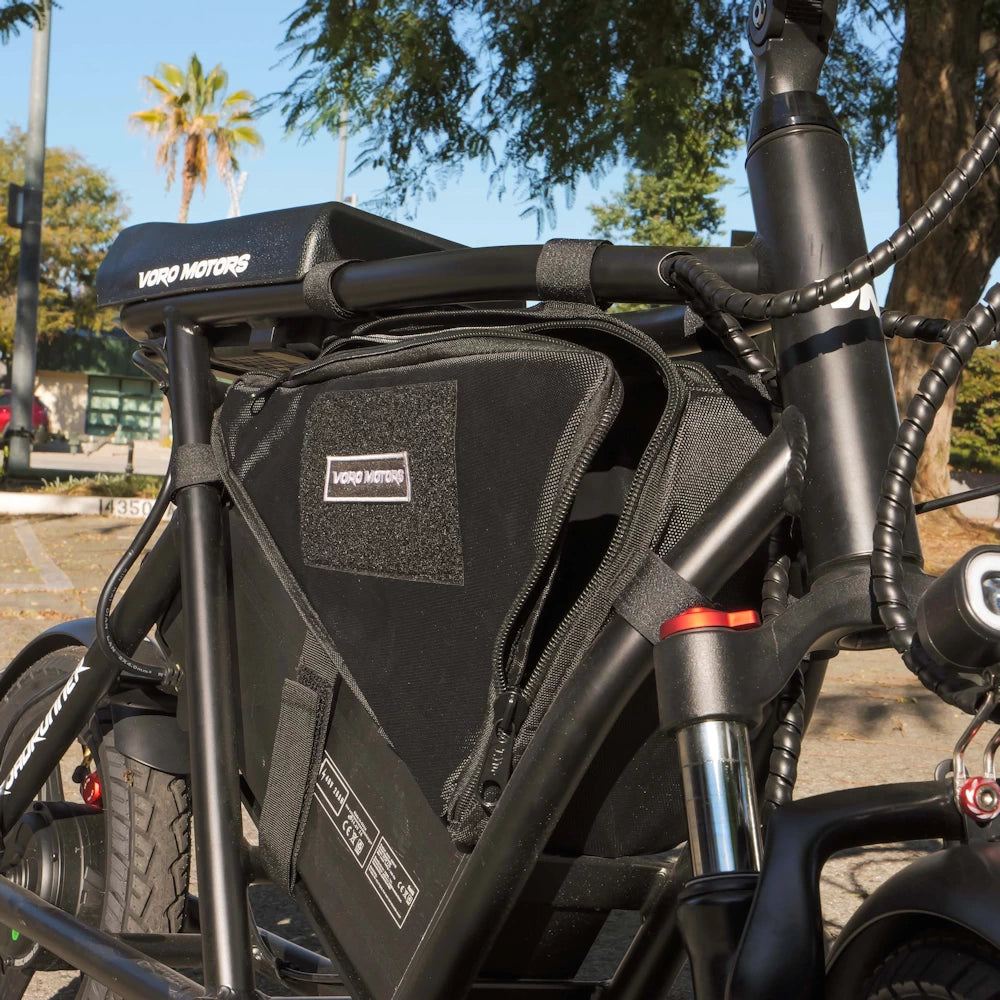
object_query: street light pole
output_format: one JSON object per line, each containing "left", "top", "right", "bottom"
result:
{"left": 9, "top": 1, "right": 51, "bottom": 475}
{"left": 336, "top": 105, "right": 348, "bottom": 203}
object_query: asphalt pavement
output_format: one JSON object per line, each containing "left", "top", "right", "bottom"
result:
{"left": 0, "top": 514, "right": 969, "bottom": 998}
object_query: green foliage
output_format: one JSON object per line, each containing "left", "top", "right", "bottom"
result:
{"left": 952, "top": 346, "right": 1000, "bottom": 472}
{"left": 0, "top": 127, "right": 129, "bottom": 365}
{"left": 276, "top": 0, "right": 898, "bottom": 223}
{"left": 0, "top": 1, "right": 47, "bottom": 42}
{"left": 589, "top": 129, "right": 731, "bottom": 246}
{"left": 36, "top": 473, "right": 163, "bottom": 497}
{"left": 130, "top": 54, "right": 263, "bottom": 223}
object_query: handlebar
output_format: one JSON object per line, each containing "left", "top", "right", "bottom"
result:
{"left": 117, "top": 241, "right": 761, "bottom": 342}
{"left": 328, "top": 242, "right": 761, "bottom": 312}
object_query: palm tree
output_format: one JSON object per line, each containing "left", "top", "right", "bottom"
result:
{"left": 130, "top": 55, "right": 263, "bottom": 223}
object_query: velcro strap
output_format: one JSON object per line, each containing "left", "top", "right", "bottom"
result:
{"left": 614, "top": 549, "right": 707, "bottom": 644}
{"left": 170, "top": 443, "right": 221, "bottom": 494}
{"left": 258, "top": 638, "right": 340, "bottom": 892}
{"left": 536, "top": 238, "right": 608, "bottom": 305}
{"left": 302, "top": 259, "right": 360, "bottom": 320}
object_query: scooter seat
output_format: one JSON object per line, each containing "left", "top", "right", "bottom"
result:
{"left": 96, "top": 201, "right": 462, "bottom": 309}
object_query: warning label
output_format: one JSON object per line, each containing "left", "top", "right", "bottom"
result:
{"left": 315, "top": 754, "right": 379, "bottom": 868}
{"left": 364, "top": 837, "right": 419, "bottom": 929}
{"left": 313, "top": 753, "right": 420, "bottom": 928}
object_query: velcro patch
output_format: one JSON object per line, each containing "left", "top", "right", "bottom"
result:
{"left": 324, "top": 453, "right": 412, "bottom": 503}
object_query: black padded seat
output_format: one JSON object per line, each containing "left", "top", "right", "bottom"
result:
{"left": 96, "top": 201, "right": 462, "bottom": 309}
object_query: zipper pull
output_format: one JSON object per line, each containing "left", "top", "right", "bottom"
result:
{"left": 249, "top": 373, "right": 286, "bottom": 414}
{"left": 478, "top": 689, "right": 529, "bottom": 814}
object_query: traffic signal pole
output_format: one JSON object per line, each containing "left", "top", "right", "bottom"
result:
{"left": 9, "top": 2, "right": 51, "bottom": 475}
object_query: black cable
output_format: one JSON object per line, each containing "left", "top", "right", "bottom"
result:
{"left": 762, "top": 667, "right": 806, "bottom": 818}
{"left": 661, "top": 102, "right": 1000, "bottom": 323}
{"left": 131, "top": 347, "right": 169, "bottom": 393}
{"left": 914, "top": 481, "right": 1000, "bottom": 515}
{"left": 650, "top": 96, "right": 1000, "bottom": 714}
{"left": 761, "top": 526, "right": 792, "bottom": 623}
{"left": 872, "top": 285, "right": 1000, "bottom": 715}
{"left": 94, "top": 469, "right": 175, "bottom": 685}
{"left": 760, "top": 523, "right": 804, "bottom": 817}
{"left": 881, "top": 311, "right": 951, "bottom": 344}
{"left": 670, "top": 268, "right": 780, "bottom": 394}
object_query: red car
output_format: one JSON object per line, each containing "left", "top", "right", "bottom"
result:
{"left": 0, "top": 390, "right": 50, "bottom": 443}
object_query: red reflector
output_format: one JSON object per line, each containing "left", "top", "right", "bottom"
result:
{"left": 659, "top": 606, "right": 761, "bottom": 640}
{"left": 81, "top": 772, "right": 102, "bottom": 807}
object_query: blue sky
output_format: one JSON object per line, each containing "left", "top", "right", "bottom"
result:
{"left": 1, "top": 0, "right": 903, "bottom": 295}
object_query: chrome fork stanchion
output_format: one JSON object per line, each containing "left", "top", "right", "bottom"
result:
{"left": 676, "top": 718, "right": 763, "bottom": 877}
{"left": 673, "top": 716, "right": 763, "bottom": 1000}
{"left": 657, "top": 610, "right": 768, "bottom": 1000}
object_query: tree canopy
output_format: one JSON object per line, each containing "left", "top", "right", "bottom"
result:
{"left": 130, "top": 55, "right": 263, "bottom": 223}
{"left": 589, "top": 130, "right": 732, "bottom": 246}
{"left": 952, "top": 345, "right": 1000, "bottom": 473}
{"left": 0, "top": 0, "right": 46, "bottom": 43}
{"left": 278, "top": 0, "right": 1000, "bottom": 499}
{"left": 0, "top": 127, "right": 129, "bottom": 366}
{"left": 277, "top": 0, "right": 897, "bottom": 224}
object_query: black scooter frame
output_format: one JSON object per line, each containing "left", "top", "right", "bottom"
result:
{"left": 1, "top": 2, "right": 998, "bottom": 998}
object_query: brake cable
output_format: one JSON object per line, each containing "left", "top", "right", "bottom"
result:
{"left": 94, "top": 462, "right": 176, "bottom": 686}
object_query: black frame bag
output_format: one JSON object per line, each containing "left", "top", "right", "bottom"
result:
{"left": 213, "top": 308, "right": 772, "bottom": 873}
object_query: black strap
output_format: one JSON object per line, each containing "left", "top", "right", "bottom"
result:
{"left": 258, "top": 637, "right": 339, "bottom": 892}
{"left": 302, "top": 258, "right": 361, "bottom": 320}
{"left": 536, "top": 238, "right": 608, "bottom": 305}
{"left": 614, "top": 549, "right": 707, "bottom": 644}
{"left": 170, "top": 443, "right": 221, "bottom": 495}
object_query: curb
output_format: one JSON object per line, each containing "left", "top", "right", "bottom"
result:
{"left": 0, "top": 493, "right": 168, "bottom": 518}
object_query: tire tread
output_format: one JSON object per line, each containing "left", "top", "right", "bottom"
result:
{"left": 866, "top": 932, "right": 1000, "bottom": 1000}
{"left": 0, "top": 651, "right": 192, "bottom": 1000}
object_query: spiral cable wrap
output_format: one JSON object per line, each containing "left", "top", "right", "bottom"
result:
{"left": 872, "top": 286, "right": 1000, "bottom": 713}
{"left": 761, "top": 551, "right": 792, "bottom": 623}
{"left": 661, "top": 102, "right": 1000, "bottom": 323}
{"left": 669, "top": 267, "right": 779, "bottom": 393}
{"left": 881, "top": 311, "right": 951, "bottom": 343}
{"left": 763, "top": 667, "right": 806, "bottom": 817}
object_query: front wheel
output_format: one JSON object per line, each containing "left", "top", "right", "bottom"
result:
{"left": 0, "top": 649, "right": 192, "bottom": 1000}
{"left": 865, "top": 930, "right": 1000, "bottom": 999}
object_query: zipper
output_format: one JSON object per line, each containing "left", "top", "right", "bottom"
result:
{"left": 249, "top": 324, "right": 580, "bottom": 405}
{"left": 465, "top": 315, "right": 685, "bottom": 809}
{"left": 478, "top": 689, "right": 529, "bottom": 813}
{"left": 474, "top": 369, "right": 623, "bottom": 807}
{"left": 522, "top": 373, "right": 684, "bottom": 707}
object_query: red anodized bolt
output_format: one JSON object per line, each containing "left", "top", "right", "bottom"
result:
{"left": 957, "top": 775, "right": 1000, "bottom": 821}
{"left": 81, "top": 771, "right": 102, "bottom": 807}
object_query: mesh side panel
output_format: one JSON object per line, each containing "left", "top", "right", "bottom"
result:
{"left": 224, "top": 378, "right": 306, "bottom": 483}
{"left": 550, "top": 353, "right": 773, "bottom": 857}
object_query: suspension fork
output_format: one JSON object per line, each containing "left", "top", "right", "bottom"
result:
{"left": 0, "top": 518, "right": 181, "bottom": 834}
{"left": 164, "top": 308, "right": 255, "bottom": 999}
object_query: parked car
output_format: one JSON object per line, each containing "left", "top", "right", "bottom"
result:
{"left": 0, "top": 390, "right": 50, "bottom": 444}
